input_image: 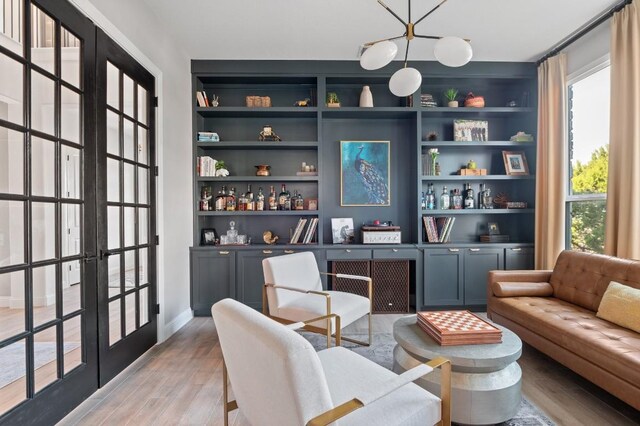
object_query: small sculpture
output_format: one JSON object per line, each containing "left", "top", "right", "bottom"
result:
{"left": 258, "top": 125, "right": 281, "bottom": 142}
{"left": 210, "top": 95, "right": 220, "bottom": 107}
{"left": 263, "top": 231, "right": 279, "bottom": 245}
{"left": 215, "top": 160, "right": 229, "bottom": 177}
{"left": 294, "top": 98, "right": 311, "bottom": 107}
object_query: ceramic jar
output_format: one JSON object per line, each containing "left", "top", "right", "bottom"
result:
{"left": 360, "top": 85, "right": 374, "bottom": 107}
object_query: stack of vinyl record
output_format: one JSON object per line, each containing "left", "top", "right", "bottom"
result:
{"left": 417, "top": 311, "right": 502, "bottom": 346}
{"left": 421, "top": 94, "right": 438, "bottom": 107}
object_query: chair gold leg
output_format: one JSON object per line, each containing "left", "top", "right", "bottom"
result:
{"left": 223, "top": 359, "right": 229, "bottom": 426}
{"left": 368, "top": 311, "right": 372, "bottom": 346}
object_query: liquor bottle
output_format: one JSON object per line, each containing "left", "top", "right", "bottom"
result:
{"left": 478, "top": 183, "right": 486, "bottom": 209}
{"left": 426, "top": 183, "right": 436, "bottom": 210}
{"left": 452, "top": 189, "right": 463, "bottom": 209}
{"left": 293, "top": 190, "right": 304, "bottom": 210}
{"left": 237, "top": 188, "right": 247, "bottom": 211}
{"left": 226, "top": 187, "right": 236, "bottom": 211}
{"left": 278, "top": 184, "right": 291, "bottom": 211}
{"left": 421, "top": 191, "right": 426, "bottom": 210}
{"left": 440, "top": 186, "right": 450, "bottom": 210}
{"left": 256, "top": 187, "right": 265, "bottom": 211}
{"left": 245, "top": 184, "right": 255, "bottom": 211}
{"left": 214, "top": 186, "right": 227, "bottom": 211}
{"left": 200, "top": 186, "right": 212, "bottom": 211}
{"left": 464, "top": 183, "right": 475, "bottom": 209}
{"left": 268, "top": 185, "right": 277, "bottom": 211}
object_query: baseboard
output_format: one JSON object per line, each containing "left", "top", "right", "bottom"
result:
{"left": 161, "top": 308, "right": 193, "bottom": 342}
{"left": 0, "top": 295, "right": 9, "bottom": 308}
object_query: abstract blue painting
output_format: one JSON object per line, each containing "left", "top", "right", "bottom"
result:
{"left": 340, "top": 141, "right": 390, "bottom": 206}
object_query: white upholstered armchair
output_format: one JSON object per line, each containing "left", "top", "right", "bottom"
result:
{"left": 212, "top": 298, "right": 451, "bottom": 426}
{"left": 262, "top": 251, "right": 372, "bottom": 347}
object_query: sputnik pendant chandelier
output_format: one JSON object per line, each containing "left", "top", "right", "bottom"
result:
{"left": 360, "top": 0, "right": 473, "bottom": 97}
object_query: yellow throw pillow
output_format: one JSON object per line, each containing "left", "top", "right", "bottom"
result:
{"left": 596, "top": 281, "right": 640, "bottom": 333}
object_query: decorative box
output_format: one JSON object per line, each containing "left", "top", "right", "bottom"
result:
{"left": 459, "top": 168, "right": 487, "bottom": 176}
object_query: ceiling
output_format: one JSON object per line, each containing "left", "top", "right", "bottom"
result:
{"left": 140, "top": 0, "right": 619, "bottom": 62}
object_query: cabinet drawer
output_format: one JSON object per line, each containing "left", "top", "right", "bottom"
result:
{"left": 326, "top": 249, "right": 372, "bottom": 260}
{"left": 505, "top": 247, "right": 534, "bottom": 270}
{"left": 373, "top": 248, "right": 420, "bottom": 260}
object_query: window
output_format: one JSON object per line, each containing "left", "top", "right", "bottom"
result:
{"left": 566, "top": 64, "right": 610, "bottom": 253}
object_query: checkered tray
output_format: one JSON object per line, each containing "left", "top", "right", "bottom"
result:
{"left": 417, "top": 310, "right": 502, "bottom": 346}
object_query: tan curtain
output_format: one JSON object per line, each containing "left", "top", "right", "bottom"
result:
{"left": 535, "top": 54, "right": 567, "bottom": 269}
{"left": 606, "top": 0, "right": 640, "bottom": 260}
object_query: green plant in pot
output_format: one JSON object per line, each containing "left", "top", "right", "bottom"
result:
{"left": 326, "top": 92, "right": 341, "bottom": 108}
{"left": 444, "top": 89, "right": 459, "bottom": 108}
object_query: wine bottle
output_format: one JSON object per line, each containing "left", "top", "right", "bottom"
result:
{"left": 226, "top": 187, "right": 236, "bottom": 211}
{"left": 214, "top": 185, "right": 227, "bottom": 211}
{"left": 426, "top": 183, "right": 436, "bottom": 210}
{"left": 268, "top": 185, "right": 277, "bottom": 211}
{"left": 256, "top": 187, "right": 265, "bottom": 211}
{"left": 452, "top": 189, "right": 463, "bottom": 210}
{"left": 440, "top": 186, "right": 450, "bottom": 210}
{"left": 245, "top": 184, "right": 255, "bottom": 211}
{"left": 464, "top": 183, "right": 475, "bottom": 209}
{"left": 293, "top": 190, "right": 304, "bottom": 210}
{"left": 421, "top": 191, "right": 426, "bottom": 210}
{"left": 278, "top": 184, "right": 291, "bottom": 211}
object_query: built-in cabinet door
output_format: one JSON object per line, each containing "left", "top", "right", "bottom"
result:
{"left": 464, "top": 248, "right": 503, "bottom": 306}
{"left": 190, "top": 250, "right": 235, "bottom": 315}
{"left": 423, "top": 248, "right": 464, "bottom": 306}
{"left": 505, "top": 247, "right": 534, "bottom": 270}
{"left": 236, "top": 249, "right": 282, "bottom": 311}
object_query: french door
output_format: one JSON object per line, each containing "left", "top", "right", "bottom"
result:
{"left": 95, "top": 28, "right": 156, "bottom": 385}
{"left": 0, "top": 0, "right": 157, "bottom": 423}
{"left": 0, "top": 0, "right": 98, "bottom": 424}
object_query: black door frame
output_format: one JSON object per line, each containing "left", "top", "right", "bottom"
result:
{"left": 0, "top": 0, "right": 98, "bottom": 423}
{"left": 95, "top": 28, "right": 157, "bottom": 386}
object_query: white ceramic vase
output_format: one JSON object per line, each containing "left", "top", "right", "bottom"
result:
{"left": 360, "top": 85, "right": 374, "bottom": 107}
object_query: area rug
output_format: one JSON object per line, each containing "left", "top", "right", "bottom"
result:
{"left": 0, "top": 341, "right": 80, "bottom": 388}
{"left": 302, "top": 332, "right": 555, "bottom": 426}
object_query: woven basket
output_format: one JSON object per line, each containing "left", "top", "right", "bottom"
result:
{"left": 246, "top": 96, "right": 272, "bottom": 107}
{"left": 464, "top": 92, "right": 485, "bottom": 108}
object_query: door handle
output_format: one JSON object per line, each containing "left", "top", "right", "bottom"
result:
{"left": 83, "top": 252, "right": 97, "bottom": 263}
{"left": 510, "top": 248, "right": 522, "bottom": 252}
{"left": 284, "top": 250, "right": 294, "bottom": 254}
{"left": 99, "top": 249, "right": 115, "bottom": 260}
{"left": 219, "top": 251, "right": 230, "bottom": 255}
{"left": 346, "top": 249, "right": 352, "bottom": 253}
{"left": 448, "top": 248, "right": 459, "bottom": 253}
{"left": 262, "top": 250, "right": 273, "bottom": 254}
{"left": 392, "top": 249, "right": 398, "bottom": 252}
{"left": 469, "top": 248, "right": 480, "bottom": 252}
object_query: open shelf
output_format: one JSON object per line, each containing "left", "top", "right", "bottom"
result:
{"left": 420, "top": 141, "right": 536, "bottom": 147}
{"left": 422, "top": 209, "right": 534, "bottom": 215}
{"left": 321, "top": 107, "right": 417, "bottom": 119}
{"left": 196, "top": 107, "right": 318, "bottom": 118}
{"left": 421, "top": 175, "right": 535, "bottom": 181}
{"left": 196, "top": 175, "right": 319, "bottom": 182}
{"left": 197, "top": 210, "right": 319, "bottom": 217}
{"left": 421, "top": 107, "right": 534, "bottom": 116}
{"left": 196, "top": 141, "right": 319, "bottom": 150}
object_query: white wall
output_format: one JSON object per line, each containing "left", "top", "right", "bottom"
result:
{"left": 70, "top": 0, "right": 194, "bottom": 340}
{"left": 565, "top": 21, "right": 610, "bottom": 76}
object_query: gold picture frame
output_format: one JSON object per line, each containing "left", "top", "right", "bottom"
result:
{"left": 502, "top": 151, "right": 529, "bottom": 176}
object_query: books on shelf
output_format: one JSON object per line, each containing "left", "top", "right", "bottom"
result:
{"left": 197, "top": 156, "right": 217, "bottom": 177}
{"left": 196, "top": 90, "right": 211, "bottom": 107}
{"left": 423, "top": 216, "right": 455, "bottom": 243}
{"left": 290, "top": 217, "right": 318, "bottom": 244}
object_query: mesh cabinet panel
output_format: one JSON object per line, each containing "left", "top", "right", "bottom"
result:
{"left": 331, "top": 261, "right": 370, "bottom": 298}
{"left": 332, "top": 260, "right": 409, "bottom": 313}
{"left": 372, "top": 260, "right": 409, "bottom": 313}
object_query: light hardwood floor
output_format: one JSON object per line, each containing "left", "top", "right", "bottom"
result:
{"left": 59, "top": 315, "right": 640, "bottom": 426}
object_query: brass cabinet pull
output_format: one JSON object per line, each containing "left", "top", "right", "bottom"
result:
{"left": 219, "top": 251, "right": 230, "bottom": 255}
{"left": 469, "top": 248, "right": 480, "bottom": 252}
{"left": 284, "top": 250, "right": 294, "bottom": 254}
{"left": 263, "top": 250, "right": 273, "bottom": 254}
{"left": 346, "top": 249, "right": 352, "bottom": 253}
{"left": 448, "top": 248, "right": 459, "bottom": 253}
{"left": 511, "top": 248, "right": 522, "bottom": 252}
{"left": 392, "top": 249, "right": 399, "bottom": 252}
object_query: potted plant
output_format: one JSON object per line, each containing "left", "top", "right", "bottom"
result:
{"left": 326, "top": 92, "right": 341, "bottom": 108}
{"left": 444, "top": 89, "right": 459, "bottom": 108}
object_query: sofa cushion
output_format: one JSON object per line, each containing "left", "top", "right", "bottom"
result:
{"left": 490, "top": 296, "right": 640, "bottom": 387}
{"left": 549, "top": 250, "right": 640, "bottom": 312}
{"left": 492, "top": 281, "right": 554, "bottom": 297}
{"left": 597, "top": 281, "right": 640, "bottom": 333}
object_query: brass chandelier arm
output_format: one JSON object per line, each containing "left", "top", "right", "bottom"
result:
{"left": 403, "top": 38, "right": 411, "bottom": 66}
{"left": 363, "top": 33, "right": 406, "bottom": 48}
{"left": 414, "top": 0, "right": 450, "bottom": 26}
{"left": 414, "top": 34, "right": 472, "bottom": 42}
{"left": 377, "top": 0, "right": 407, "bottom": 27}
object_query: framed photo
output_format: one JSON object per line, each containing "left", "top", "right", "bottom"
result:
{"left": 487, "top": 222, "right": 500, "bottom": 235}
{"left": 502, "top": 151, "right": 529, "bottom": 175}
{"left": 331, "top": 218, "right": 355, "bottom": 244}
{"left": 200, "top": 228, "right": 218, "bottom": 246}
{"left": 340, "top": 141, "right": 390, "bottom": 206}
{"left": 453, "top": 119, "right": 488, "bottom": 142}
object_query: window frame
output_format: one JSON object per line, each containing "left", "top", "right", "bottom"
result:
{"left": 565, "top": 56, "right": 610, "bottom": 250}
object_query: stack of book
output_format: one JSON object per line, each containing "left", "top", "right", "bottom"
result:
{"left": 420, "top": 94, "right": 438, "bottom": 107}
{"left": 290, "top": 218, "right": 318, "bottom": 244}
{"left": 423, "top": 216, "right": 455, "bottom": 243}
{"left": 417, "top": 311, "right": 503, "bottom": 346}
{"left": 196, "top": 156, "right": 217, "bottom": 177}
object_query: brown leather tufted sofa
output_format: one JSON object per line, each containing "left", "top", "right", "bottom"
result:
{"left": 487, "top": 250, "right": 640, "bottom": 410}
